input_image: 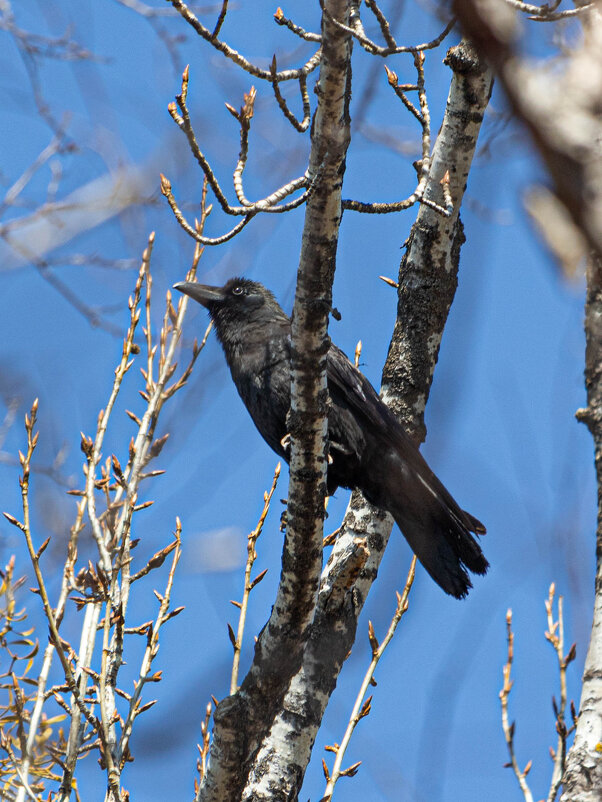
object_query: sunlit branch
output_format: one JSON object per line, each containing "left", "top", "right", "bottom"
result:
{"left": 165, "top": 67, "right": 314, "bottom": 236}
{"left": 499, "top": 609, "right": 535, "bottom": 802}
{"left": 322, "top": 557, "right": 416, "bottom": 800}
{"left": 273, "top": 8, "right": 321, "bottom": 42}
{"left": 545, "top": 584, "right": 577, "bottom": 802}
{"left": 343, "top": 53, "right": 452, "bottom": 218}
{"left": 320, "top": 1, "right": 456, "bottom": 57}
{"left": 230, "top": 464, "right": 280, "bottom": 694}
{"left": 167, "top": 0, "right": 321, "bottom": 80}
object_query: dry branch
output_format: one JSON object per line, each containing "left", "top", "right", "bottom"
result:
{"left": 235, "top": 39, "right": 493, "bottom": 801}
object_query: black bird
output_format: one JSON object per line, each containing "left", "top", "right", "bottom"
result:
{"left": 174, "top": 277, "right": 488, "bottom": 598}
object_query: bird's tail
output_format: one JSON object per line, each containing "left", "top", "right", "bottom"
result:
{"left": 362, "top": 445, "right": 488, "bottom": 599}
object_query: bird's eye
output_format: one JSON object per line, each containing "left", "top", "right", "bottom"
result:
{"left": 232, "top": 286, "right": 244, "bottom": 296}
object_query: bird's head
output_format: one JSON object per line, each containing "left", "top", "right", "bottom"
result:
{"left": 173, "top": 277, "right": 288, "bottom": 337}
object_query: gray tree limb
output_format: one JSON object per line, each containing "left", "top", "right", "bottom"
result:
{"left": 563, "top": 254, "right": 602, "bottom": 802}
{"left": 240, "top": 40, "right": 493, "bottom": 801}
{"left": 198, "top": 2, "right": 354, "bottom": 799}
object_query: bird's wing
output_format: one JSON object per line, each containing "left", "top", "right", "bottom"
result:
{"left": 326, "top": 344, "right": 404, "bottom": 436}
{"left": 326, "top": 343, "right": 486, "bottom": 540}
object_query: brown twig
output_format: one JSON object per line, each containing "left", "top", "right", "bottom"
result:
{"left": 11, "top": 500, "right": 84, "bottom": 802}
{"left": 545, "top": 584, "right": 577, "bottom": 802}
{"left": 343, "top": 54, "right": 451, "bottom": 218}
{"left": 3, "top": 403, "right": 106, "bottom": 802}
{"left": 273, "top": 8, "right": 321, "bottom": 43}
{"left": 194, "top": 700, "right": 213, "bottom": 793}
{"left": 165, "top": 68, "right": 315, "bottom": 230}
{"left": 320, "top": 1, "right": 456, "bottom": 57}
{"left": 270, "top": 57, "right": 311, "bottom": 132}
{"left": 117, "top": 523, "right": 182, "bottom": 763}
{"left": 167, "top": 0, "right": 321, "bottom": 81}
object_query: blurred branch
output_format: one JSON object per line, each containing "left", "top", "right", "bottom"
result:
{"left": 0, "top": 0, "right": 99, "bottom": 134}
{"left": 498, "top": 0, "right": 593, "bottom": 21}
{"left": 0, "top": 132, "right": 71, "bottom": 217}
{"left": 449, "top": 1, "right": 602, "bottom": 796}
{"left": 0, "top": 163, "right": 157, "bottom": 270}
{"left": 453, "top": 0, "right": 602, "bottom": 259}
{"left": 112, "top": 0, "right": 224, "bottom": 69}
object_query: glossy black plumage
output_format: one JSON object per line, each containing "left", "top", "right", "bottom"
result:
{"left": 174, "top": 277, "right": 488, "bottom": 598}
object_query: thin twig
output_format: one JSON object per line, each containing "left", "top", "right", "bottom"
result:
{"left": 364, "top": 0, "right": 396, "bottom": 49}
{"left": 161, "top": 176, "right": 254, "bottom": 244}
{"left": 322, "top": 557, "right": 417, "bottom": 799}
{"left": 343, "top": 54, "right": 451, "bottom": 218}
{"left": 167, "top": 0, "right": 321, "bottom": 80}
{"left": 499, "top": 609, "right": 535, "bottom": 802}
{"left": 194, "top": 700, "right": 213, "bottom": 794}
{"left": 320, "top": 2, "right": 456, "bottom": 57}
{"left": 273, "top": 8, "right": 321, "bottom": 42}
{"left": 545, "top": 583, "right": 577, "bottom": 802}
{"left": 166, "top": 69, "right": 313, "bottom": 220}
{"left": 83, "top": 250, "right": 148, "bottom": 571}
{"left": 117, "top": 524, "right": 182, "bottom": 762}
{"left": 270, "top": 58, "right": 311, "bottom": 132}
{"left": 230, "top": 464, "right": 281, "bottom": 694}
{"left": 3, "top": 404, "right": 106, "bottom": 790}
{"left": 211, "top": 0, "right": 228, "bottom": 38}
{"left": 500, "top": 0, "right": 593, "bottom": 20}
{"left": 14, "top": 501, "right": 84, "bottom": 802}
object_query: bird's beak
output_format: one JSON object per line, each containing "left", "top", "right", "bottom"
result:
{"left": 173, "top": 281, "right": 224, "bottom": 308}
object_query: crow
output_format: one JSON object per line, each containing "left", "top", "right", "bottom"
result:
{"left": 174, "top": 277, "right": 488, "bottom": 598}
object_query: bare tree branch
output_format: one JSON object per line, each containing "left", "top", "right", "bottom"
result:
{"left": 565, "top": 253, "right": 602, "bottom": 802}
{"left": 235, "top": 40, "right": 494, "bottom": 801}
{"left": 197, "top": 4, "right": 354, "bottom": 800}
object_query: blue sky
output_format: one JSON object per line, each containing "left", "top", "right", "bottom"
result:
{"left": 0, "top": 2, "right": 593, "bottom": 800}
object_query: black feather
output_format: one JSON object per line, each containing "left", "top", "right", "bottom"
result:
{"left": 175, "top": 277, "right": 488, "bottom": 598}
